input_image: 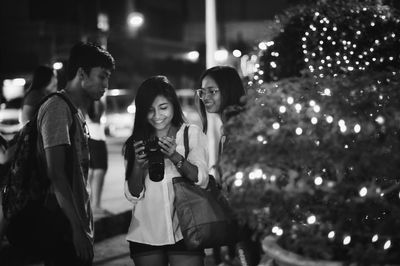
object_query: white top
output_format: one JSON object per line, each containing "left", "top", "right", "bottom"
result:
{"left": 124, "top": 124, "right": 209, "bottom": 245}
{"left": 86, "top": 118, "right": 106, "bottom": 141}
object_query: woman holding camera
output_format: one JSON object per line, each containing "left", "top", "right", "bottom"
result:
{"left": 123, "top": 76, "right": 209, "bottom": 266}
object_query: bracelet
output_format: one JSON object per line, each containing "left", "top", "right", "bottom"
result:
{"left": 175, "top": 157, "right": 185, "bottom": 169}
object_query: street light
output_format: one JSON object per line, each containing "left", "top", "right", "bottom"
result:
{"left": 127, "top": 12, "right": 144, "bottom": 28}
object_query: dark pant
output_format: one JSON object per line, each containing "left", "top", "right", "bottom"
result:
{"left": 6, "top": 201, "right": 92, "bottom": 266}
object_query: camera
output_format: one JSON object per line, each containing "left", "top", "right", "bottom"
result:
{"left": 143, "top": 136, "right": 164, "bottom": 182}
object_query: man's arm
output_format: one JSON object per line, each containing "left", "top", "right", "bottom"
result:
{"left": 45, "top": 145, "right": 93, "bottom": 261}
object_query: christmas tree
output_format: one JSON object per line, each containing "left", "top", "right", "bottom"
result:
{"left": 221, "top": 0, "right": 400, "bottom": 263}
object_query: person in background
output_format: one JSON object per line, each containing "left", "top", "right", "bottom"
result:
{"left": 86, "top": 100, "right": 109, "bottom": 216}
{"left": 123, "top": 76, "right": 209, "bottom": 266}
{"left": 195, "top": 66, "right": 261, "bottom": 266}
{"left": 0, "top": 133, "right": 9, "bottom": 248}
{"left": 20, "top": 65, "right": 58, "bottom": 124}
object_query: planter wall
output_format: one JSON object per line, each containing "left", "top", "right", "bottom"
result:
{"left": 259, "top": 236, "right": 343, "bottom": 266}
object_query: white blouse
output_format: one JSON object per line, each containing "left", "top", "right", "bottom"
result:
{"left": 124, "top": 124, "right": 209, "bottom": 245}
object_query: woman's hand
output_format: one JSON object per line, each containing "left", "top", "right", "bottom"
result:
{"left": 159, "top": 136, "right": 177, "bottom": 159}
{"left": 133, "top": 140, "right": 148, "bottom": 168}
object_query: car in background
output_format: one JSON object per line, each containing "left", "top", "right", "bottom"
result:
{"left": 104, "top": 89, "right": 135, "bottom": 138}
{"left": 0, "top": 98, "right": 23, "bottom": 140}
{"left": 176, "top": 88, "right": 202, "bottom": 129}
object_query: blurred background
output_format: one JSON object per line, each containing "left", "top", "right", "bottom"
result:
{"left": 0, "top": 0, "right": 309, "bottom": 138}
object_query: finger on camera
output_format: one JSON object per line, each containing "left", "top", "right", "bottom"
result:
{"left": 133, "top": 140, "right": 144, "bottom": 148}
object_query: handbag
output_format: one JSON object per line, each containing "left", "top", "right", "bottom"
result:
{"left": 172, "top": 125, "right": 239, "bottom": 250}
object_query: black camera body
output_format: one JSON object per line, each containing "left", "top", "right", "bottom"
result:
{"left": 143, "top": 136, "right": 164, "bottom": 182}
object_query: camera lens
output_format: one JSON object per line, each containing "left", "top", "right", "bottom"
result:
{"left": 144, "top": 137, "right": 164, "bottom": 182}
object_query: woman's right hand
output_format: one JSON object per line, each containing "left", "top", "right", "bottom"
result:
{"left": 134, "top": 140, "right": 148, "bottom": 168}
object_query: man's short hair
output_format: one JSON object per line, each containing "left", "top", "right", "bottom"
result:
{"left": 66, "top": 42, "right": 115, "bottom": 81}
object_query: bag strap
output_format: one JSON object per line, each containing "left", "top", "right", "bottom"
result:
{"left": 183, "top": 125, "right": 189, "bottom": 159}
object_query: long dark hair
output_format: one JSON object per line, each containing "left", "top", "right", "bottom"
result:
{"left": 26, "top": 66, "right": 54, "bottom": 94}
{"left": 123, "top": 76, "right": 185, "bottom": 178}
{"left": 195, "top": 66, "right": 246, "bottom": 132}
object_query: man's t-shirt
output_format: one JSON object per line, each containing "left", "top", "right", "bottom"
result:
{"left": 37, "top": 92, "right": 93, "bottom": 241}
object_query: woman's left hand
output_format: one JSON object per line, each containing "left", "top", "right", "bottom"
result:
{"left": 158, "top": 136, "right": 177, "bottom": 158}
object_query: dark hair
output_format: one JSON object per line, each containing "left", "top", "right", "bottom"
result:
{"left": 195, "top": 66, "right": 246, "bottom": 132}
{"left": 66, "top": 42, "right": 115, "bottom": 81}
{"left": 28, "top": 66, "right": 55, "bottom": 92}
{"left": 123, "top": 75, "right": 185, "bottom": 178}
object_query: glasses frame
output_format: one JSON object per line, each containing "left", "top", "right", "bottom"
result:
{"left": 195, "top": 88, "right": 220, "bottom": 100}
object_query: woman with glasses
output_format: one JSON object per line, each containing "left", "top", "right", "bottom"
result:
{"left": 195, "top": 66, "right": 260, "bottom": 266}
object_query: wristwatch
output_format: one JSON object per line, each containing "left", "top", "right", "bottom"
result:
{"left": 175, "top": 157, "right": 185, "bottom": 169}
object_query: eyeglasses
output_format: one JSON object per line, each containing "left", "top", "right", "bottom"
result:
{"left": 195, "top": 88, "right": 220, "bottom": 100}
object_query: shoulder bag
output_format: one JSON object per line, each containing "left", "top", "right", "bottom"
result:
{"left": 172, "top": 125, "right": 239, "bottom": 250}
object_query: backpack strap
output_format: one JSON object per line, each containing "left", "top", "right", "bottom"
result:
{"left": 183, "top": 125, "right": 189, "bottom": 159}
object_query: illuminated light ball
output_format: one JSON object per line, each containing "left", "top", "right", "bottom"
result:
{"left": 315, "top": 140, "right": 320, "bottom": 146}
{"left": 263, "top": 140, "right": 268, "bottom": 145}
{"left": 314, "top": 176, "right": 323, "bottom": 186}
{"left": 258, "top": 80, "right": 264, "bottom": 85}
{"left": 287, "top": 97, "right": 294, "bottom": 104}
{"left": 340, "top": 125, "right": 347, "bottom": 133}
{"left": 359, "top": 187, "right": 368, "bottom": 197}
{"left": 295, "top": 127, "right": 303, "bottom": 135}
{"left": 307, "top": 215, "right": 316, "bottom": 224}
{"left": 375, "top": 116, "right": 385, "bottom": 125}
{"left": 53, "top": 62, "right": 63, "bottom": 70}
{"left": 323, "top": 88, "right": 331, "bottom": 96}
{"left": 234, "top": 179, "right": 243, "bottom": 187}
{"left": 380, "top": 193, "right": 385, "bottom": 197}
{"left": 258, "top": 70, "right": 264, "bottom": 75}
{"left": 302, "top": 37, "right": 307, "bottom": 41}
{"left": 272, "top": 122, "right": 280, "bottom": 130}
{"left": 295, "top": 103, "right": 302, "bottom": 112}
{"left": 254, "top": 169, "right": 263, "bottom": 179}
{"left": 328, "top": 231, "right": 335, "bottom": 239}
{"left": 249, "top": 172, "right": 256, "bottom": 180}
{"left": 384, "top": 240, "right": 391, "bottom": 250}
{"left": 313, "top": 105, "right": 321, "bottom": 113}
{"left": 232, "top": 49, "right": 242, "bottom": 58}
{"left": 270, "top": 62, "right": 277, "bottom": 68}
{"left": 272, "top": 226, "right": 280, "bottom": 234}
{"left": 338, "top": 119, "right": 346, "bottom": 127}
{"left": 356, "top": 30, "right": 361, "bottom": 35}
{"left": 343, "top": 235, "right": 351, "bottom": 245}
{"left": 235, "top": 172, "right": 244, "bottom": 180}
{"left": 279, "top": 106, "right": 287, "bottom": 113}
{"left": 254, "top": 75, "right": 259, "bottom": 80}
{"left": 372, "top": 234, "right": 379, "bottom": 242}
{"left": 348, "top": 66, "right": 354, "bottom": 71}
{"left": 333, "top": 26, "right": 337, "bottom": 31}
{"left": 262, "top": 174, "right": 267, "bottom": 180}
{"left": 270, "top": 175, "right": 277, "bottom": 182}
{"left": 309, "top": 100, "right": 316, "bottom": 106}
{"left": 276, "top": 228, "right": 283, "bottom": 236}
{"left": 266, "top": 41, "right": 275, "bottom": 47}
{"left": 187, "top": 51, "right": 200, "bottom": 62}
{"left": 258, "top": 42, "right": 267, "bottom": 50}
{"left": 354, "top": 124, "right": 361, "bottom": 133}
{"left": 257, "top": 135, "right": 265, "bottom": 142}
{"left": 389, "top": 56, "right": 394, "bottom": 61}
{"left": 311, "top": 117, "right": 318, "bottom": 125}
